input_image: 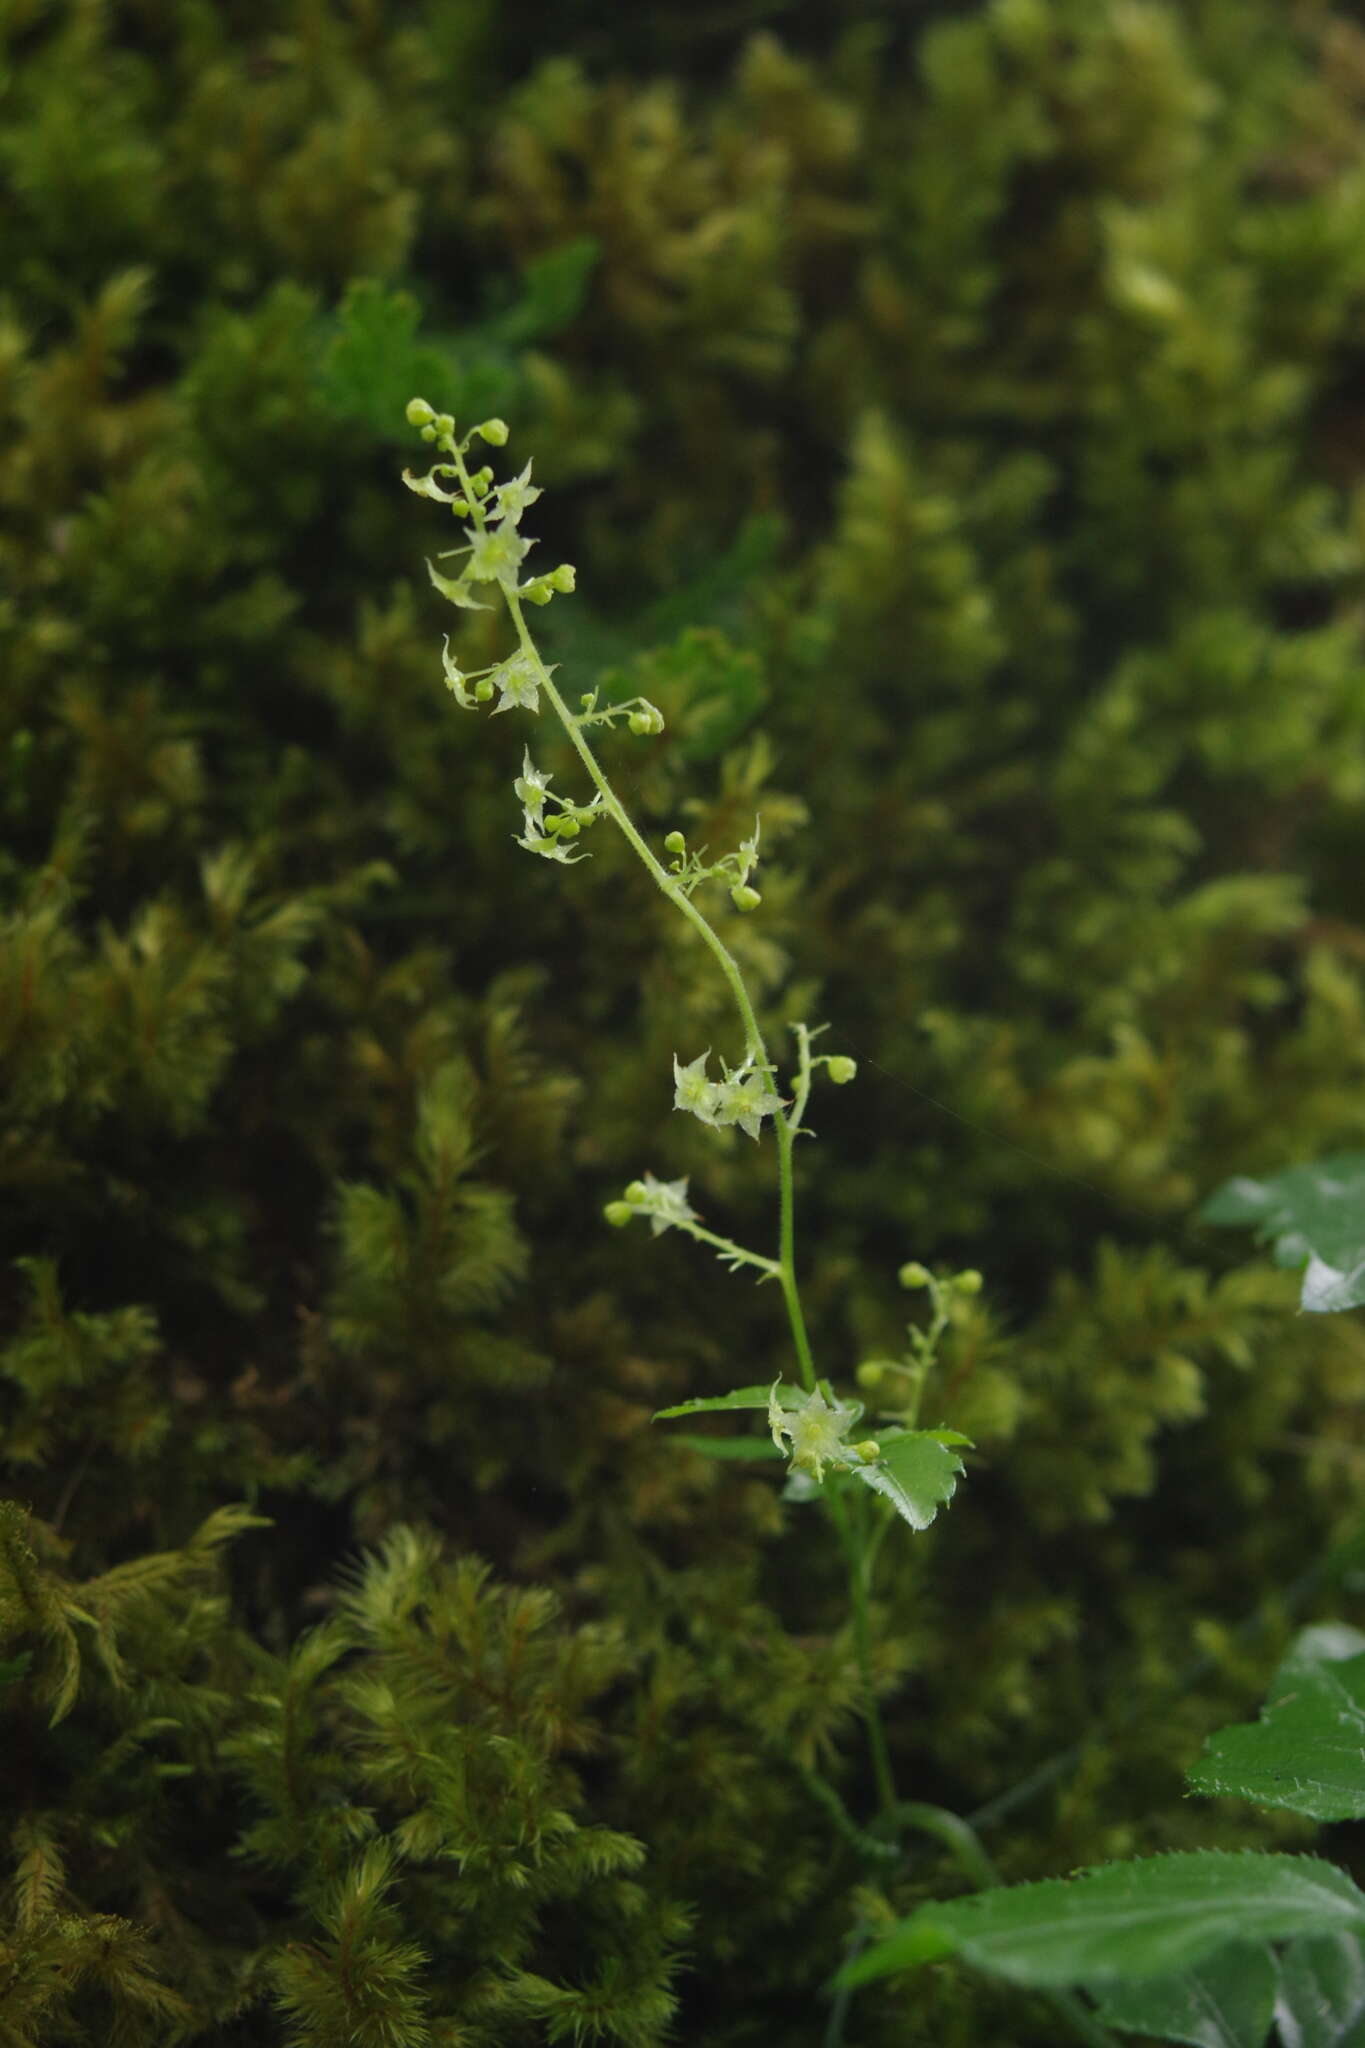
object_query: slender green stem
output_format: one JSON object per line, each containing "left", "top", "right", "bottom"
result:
{"left": 792, "top": 1761, "right": 900, "bottom": 1866}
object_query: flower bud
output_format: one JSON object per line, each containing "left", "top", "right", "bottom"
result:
{"left": 854, "top": 1440, "right": 882, "bottom": 1463}
{"left": 899, "top": 1261, "right": 931, "bottom": 1289}
{"left": 548, "top": 563, "right": 576, "bottom": 592}
{"left": 435, "top": 413, "right": 456, "bottom": 437}
{"left": 953, "top": 1268, "right": 983, "bottom": 1295}
{"left": 476, "top": 418, "right": 509, "bottom": 446}
{"left": 406, "top": 397, "right": 436, "bottom": 427}
{"left": 624, "top": 1181, "right": 650, "bottom": 1205}
{"left": 604, "top": 1201, "right": 634, "bottom": 1227}
{"left": 474, "top": 678, "right": 495, "bottom": 702}
{"left": 730, "top": 884, "right": 761, "bottom": 912}
{"left": 664, "top": 831, "right": 686, "bottom": 854}
{"left": 826, "top": 1056, "right": 857, "bottom": 1084}
{"left": 420, "top": 423, "right": 437, "bottom": 441}
{"left": 628, "top": 711, "right": 651, "bottom": 735}
{"left": 521, "top": 578, "right": 555, "bottom": 605}
{"left": 855, "top": 1361, "right": 886, "bottom": 1393}
{"left": 553, "top": 814, "right": 580, "bottom": 837}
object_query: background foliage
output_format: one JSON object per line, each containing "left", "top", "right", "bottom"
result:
{"left": 3, "top": 0, "right": 1365, "bottom": 2039}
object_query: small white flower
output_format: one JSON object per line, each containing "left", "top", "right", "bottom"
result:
{"left": 673, "top": 1051, "right": 724, "bottom": 1128}
{"left": 491, "top": 461, "right": 542, "bottom": 526}
{"left": 514, "top": 749, "right": 552, "bottom": 824}
{"left": 465, "top": 519, "right": 529, "bottom": 588}
{"left": 489, "top": 651, "right": 542, "bottom": 715}
{"left": 672, "top": 1051, "right": 784, "bottom": 1140}
{"left": 715, "top": 1066, "right": 784, "bottom": 1141}
{"left": 768, "top": 1383, "right": 863, "bottom": 1483}
{"left": 515, "top": 823, "right": 590, "bottom": 864}
{"left": 629, "top": 1171, "right": 698, "bottom": 1237}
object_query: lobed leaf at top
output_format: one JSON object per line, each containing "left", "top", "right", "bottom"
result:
{"left": 1199, "top": 1154, "right": 1365, "bottom": 1313}
{"left": 835, "top": 1853, "right": 1365, "bottom": 1993}
{"left": 1189, "top": 1625, "right": 1365, "bottom": 1821}
{"left": 856, "top": 1427, "right": 969, "bottom": 1532}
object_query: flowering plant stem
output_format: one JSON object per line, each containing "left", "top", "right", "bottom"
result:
{"left": 506, "top": 575, "right": 899, "bottom": 1817}
{"left": 422, "top": 417, "right": 899, "bottom": 1820}
{"left": 406, "top": 405, "right": 1123, "bottom": 2048}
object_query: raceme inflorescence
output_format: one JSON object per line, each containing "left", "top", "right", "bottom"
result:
{"left": 401, "top": 396, "right": 978, "bottom": 1819}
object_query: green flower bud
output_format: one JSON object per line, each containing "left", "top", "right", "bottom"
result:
{"left": 826, "top": 1056, "right": 857, "bottom": 1084}
{"left": 731, "top": 884, "right": 762, "bottom": 912}
{"left": 553, "top": 814, "right": 580, "bottom": 837}
{"left": 664, "top": 831, "right": 686, "bottom": 854}
{"left": 854, "top": 1440, "right": 882, "bottom": 1463}
{"left": 521, "top": 578, "right": 555, "bottom": 605}
{"left": 406, "top": 397, "right": 436, "bottom": 427}
{"left": 474, "top": 678, "right": 495, "bottom": 702}
{"left": 899, "top": 1261, "right": 931, "bottom": 1289}
{"left": 435, "top": 413, "right": 456, "bottom": 438}
{"left": 953, "top": 1268, "right": 983, "bottom": 1295}
{"left": 855, "top": 1361, "right": 886, "bottom": 1393}
{"left": 420, "top": 423, "right": 437, "bottom": 441}
{"left": 476, "top": 418, "right": 509, "bottom": 446}
{"left": 604, "top": 1201, "right": 634, "bottom": 1227}
{"left": 548, "top": 563, "right": 576, "bottom": 592}
{"left": 628, "top": 711, "right": 650, "bottom": 735}
{"left": 624, "top": 1181, "right": 650, "bottom": 1205}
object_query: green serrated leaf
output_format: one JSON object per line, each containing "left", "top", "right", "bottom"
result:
{"left": 835, "top": 1854, "right": 1365, "bottom": 1993}
{"left": 1199, "top": 1155, "right": 1365, "bottom": 1313}
{"left": 1277, "top": 1933, "right": 1365, "bottom": 2048}
{"left": 1092, "top": 1942, "right": 1278, "bottom": 2048}
{"left": 653, "top": 1383, "right": 804, "bottom": 1421}
{"left": 855, "top": 1429, "right": 968, "bottom": 1531}
{"left": 1190, "top": 1629, "right": 1365, "bottom": 1821}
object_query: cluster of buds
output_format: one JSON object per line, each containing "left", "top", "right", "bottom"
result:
{"left": 512, "top": 747, "right": 604, "bottom": 865}
{"left": 573, "top": 687, "right": 666, "bottom": 738}
{"left": 662, "top": 818, "right": 764, "bottom": 911}
{"left": 603, "top": 1172, "right": 699, "bottom": 1235}
{"left": 854, "top": 1263, "right": 984, "bottom": 1418}
{"left": 402, "top": 401, "right": 575, "bottom": 629}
